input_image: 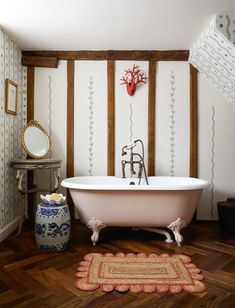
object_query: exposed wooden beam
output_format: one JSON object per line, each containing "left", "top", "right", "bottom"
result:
{"left": 27, "top": 67, "right": 34, "bottom": 122}
{"left": 107, "top": 60, "right": 115, "bottom": 176}
{"left": 26, "top": 66, "right": 35, "bottom": 228}
{"left": 22, "top": 56, "right": 58, "bottom": 68}
{"left": 189, "top": 64, "right": 198, "bottom": 178}
{"left": 22, "top": 50, "right": 189, "bottom": 61}
{"left": 148, "top": 60, "right": 156, "bottom": 176}
{"left": 67, "top": 60, "right": 75, "bottom": 220}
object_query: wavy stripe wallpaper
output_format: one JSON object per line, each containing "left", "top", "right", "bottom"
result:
{"left": 216, "top": 15, "right": 235, "bottom": 45}
{"left": 0, "top": 28, "right": 27, "bottom": 231}
{"left": 189, "top": 15, "right": 235, "bottom": 104}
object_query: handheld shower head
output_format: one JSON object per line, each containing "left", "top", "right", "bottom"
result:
{"left": 126, "top": 142, "right": 136, "bottom": 150}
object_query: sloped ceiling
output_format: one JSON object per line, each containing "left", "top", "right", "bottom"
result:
{"left": 0, "top": 0, "right": 234, "bottom": 50}
{"left": 189, "top": 15, "right": 235, "bottom": 104}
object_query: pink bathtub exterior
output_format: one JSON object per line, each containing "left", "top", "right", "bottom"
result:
{"left": 61, "top": 176, "right": 209, "bottom": 228}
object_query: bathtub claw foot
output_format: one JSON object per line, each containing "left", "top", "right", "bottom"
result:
{"left": 167, "top": 218, "right": 186, "bottom": 246}
{"left": 87, "top": 218, "right": 106, "bottom": 245}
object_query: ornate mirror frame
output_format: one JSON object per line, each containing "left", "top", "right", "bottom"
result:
{"left": 22, "top": 120, "right": 51, "bottom": 159}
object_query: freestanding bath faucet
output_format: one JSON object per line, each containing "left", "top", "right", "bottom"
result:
{"left": 121, "top": 139, "right": 149, "bottom": 185}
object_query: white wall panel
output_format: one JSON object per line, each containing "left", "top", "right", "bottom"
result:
{"left": 198, "top": 74, "right": 235, "bottom": 220}
{"left": 155, "top": 62, "right": 190, "bottom": 177}
{"left": 74, "top": 61, "right": 107, "bottom": 176}
{"left": 115, "top": 61, "right": 148, "bottom": 177}
{"left": 34, "top": 61, "right": 67, "bottom": 195}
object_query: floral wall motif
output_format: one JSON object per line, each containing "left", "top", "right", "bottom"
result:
{"left": 0, "top": 28, "right": 27, "bottom": 231}
{"left": 48, "top": 74, "right": 53, "bottom": 186}
{"left": 48, "top": 75, "right": 52, "bottom": 147}
{"left": 88, "top": 76, "right": 95, "bottom": 176}
{"left": 169, "top": 70, "right": 176, "bottom": 177}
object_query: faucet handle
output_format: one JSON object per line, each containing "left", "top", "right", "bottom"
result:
{"left": 122, "top": 149, "right": 127, "bottom": 156}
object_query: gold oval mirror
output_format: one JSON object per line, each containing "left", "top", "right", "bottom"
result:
{"left": 22, "top": 120, "right": 51, "bottom": 159}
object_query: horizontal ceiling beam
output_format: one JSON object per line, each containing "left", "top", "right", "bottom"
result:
{"left": 22, "top": 50, "right": 189, "bottom": 61}
{"left": 22, "top": 56, "right": 58, "bottom": 68}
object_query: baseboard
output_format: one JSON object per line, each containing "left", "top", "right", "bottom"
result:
{"left": 0, "top": 216, "right": 20, "bottom": 242}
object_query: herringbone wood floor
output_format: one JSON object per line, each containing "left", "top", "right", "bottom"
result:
{"left": 0, "top": 221, "right": 235, "bottom": 307}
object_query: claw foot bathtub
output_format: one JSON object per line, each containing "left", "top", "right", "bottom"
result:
{"left": 61, "top": 176, "right": 209, "bottom": 246}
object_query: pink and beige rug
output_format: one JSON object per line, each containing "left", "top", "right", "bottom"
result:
{"left": 76, "top": 252, "right": 206, "bottom": 294}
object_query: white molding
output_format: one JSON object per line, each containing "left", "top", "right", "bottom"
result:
{"left": 0, "top": 216, "right": 20, "bottom": 242}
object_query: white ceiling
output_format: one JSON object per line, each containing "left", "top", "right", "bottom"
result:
{"left": 0, "top": 0, "right": 234, "bottom": 51}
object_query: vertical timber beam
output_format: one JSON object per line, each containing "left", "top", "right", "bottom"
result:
{"left": 148, "top": 60, "right": 156, "bottom": 176}
{"left": 27, "top": 67, "right": 34, "bottom": 122}
{"left": 67, "top": 60, "right": 75, "bottom": 220}
{"left": 27, "top": 67, "right": 35, "bottom": 227}
{"left": 190, "top": 64, "right": 198, "bottom": 178}
{"left": 107, "top": 60, "right": 115, "bottom": 175}
{"left": 190, "top": 64, "right": 198, "bottom": 221}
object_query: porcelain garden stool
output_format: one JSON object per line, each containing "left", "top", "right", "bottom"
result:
{"left": 35, "top": 194, "right": 71, "bottom": 252}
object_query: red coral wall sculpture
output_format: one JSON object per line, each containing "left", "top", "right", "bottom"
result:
{"left": 120, "top": 64, "right": 147, "bottom": 96}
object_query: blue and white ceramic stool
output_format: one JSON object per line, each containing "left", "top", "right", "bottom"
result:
{"left": 35, "top": 203, "right": 71, "bottom": 252}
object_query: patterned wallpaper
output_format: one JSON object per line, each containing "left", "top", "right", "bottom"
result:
{"left": 189, "top": 15, "right": 235, "bottom": 104}
{"left": 0, "top": 28, "right": 27, "bottom": 230}
{"left": 216, "top": 15, "right": 235, "bottom": 45}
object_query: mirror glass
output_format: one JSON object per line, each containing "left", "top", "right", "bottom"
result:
{"left": 22, "top": 120, "right": 50, "bottom": 159}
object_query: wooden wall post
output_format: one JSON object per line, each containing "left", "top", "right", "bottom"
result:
{"left": 26, "top": 67, "right": 35, "bottom": 227}
{"left": 190, "top": 64, "right": 198, "bottom": 178}
{"left": 148, "top": 60, "right": 156, "bottom": 176}
{"left": 27, "top": 67, "right": 34, "bottom": 122}
{"left": 67, "top": 60, "right": 75, "bottom": 219}
{"left": 107, "top": 60, "right": 115, "bottom": 176}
